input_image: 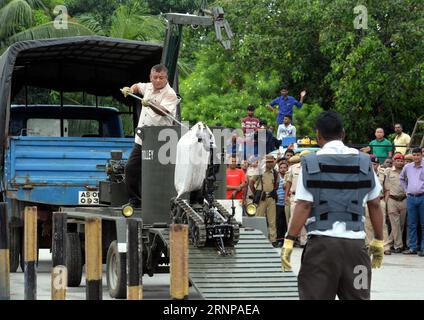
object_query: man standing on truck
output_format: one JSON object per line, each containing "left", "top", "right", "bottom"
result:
{"left": 121, "top": 64, "right": 179, "bottom": 207}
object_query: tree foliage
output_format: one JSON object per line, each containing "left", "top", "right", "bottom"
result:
{"left": 180, "top": 0, "right": 424, "bottom": 142}
{"left": 2, "top": 0, "right": 423, "bottom": 143}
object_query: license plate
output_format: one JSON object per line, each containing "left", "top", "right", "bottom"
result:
{"left": 78, "top": 191, "right": 99, "bottom": 205}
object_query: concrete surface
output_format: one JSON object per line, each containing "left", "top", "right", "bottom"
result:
{"left": 8, "top": 248, "right": 424, "bottom": 300}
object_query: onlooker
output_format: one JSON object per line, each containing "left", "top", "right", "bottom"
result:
{"left": 384, "top": 154, "right": 407, "bottom": 253}
{"left": 241, "top": 105, "right": 260, "bottom": 135}
{"left": 382, "top": 158, "right": 393, "bottom": 169}
{"left": 267, "top": 84, "right": 306, "bottom": 126}
{"left": 400, "top": 147, "right": 424, "bottom": 256}
{"left": 253, "top": 120, "right": 277, "bottom": 156}
{"left": 226, "top": 156, "right": 247, "bottom": 200}
{"left": 226, "top": 130, "right": 243, "bottom": 160}
{"left": 249, "top": 155, "right": 279, "bottom": 246}
{"left": 363, "top": 128, "right": 393, "bottom": 164}
{"left": 244, "top": 157, "right": 260, "bottom": 208}
{"left": 277, "top": 115, "right": 297, "bottom": 147}
{"left": 276, "top": 161, "right": 289, "bottom": 247}
{"left": 240, "top": 160, "right": 249, "bottom": 174}
{"left": 284, "top": 149, "right": 295, "bottom": 163}
{"left": 393, "top": 123, "right": 411, "bottom": 155}
{"left": 285, "top": 150, "right": 310, "bottom": 247}
{"left": 241, "top": 105, "right": 260, "bottom": 160}
{"left": 405, "top": 153, "right": 413, "bottom": 164}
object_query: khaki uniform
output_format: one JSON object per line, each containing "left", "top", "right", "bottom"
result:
{"left": 252, "top": 169, "right": 278, "bottom": 242}
{"left": 286, "top": 163, "right": 307, "bottom": 245}
{"left": 384, "top": 168, "right": 407, "bottom": 249}
{"left": 245, "top": 167, "right": 259, "bottom": 207}
{"left": 364, "top": 168, "right": 390, "bottom": 250}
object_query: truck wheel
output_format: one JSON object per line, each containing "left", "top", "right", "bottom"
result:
{"left": 66, "top": 233, "right": 83, "bottom": 287}
{"left": 9, "top": 227, "right": 21, "bottom": 272}
{"left": 106, "top": 240, "right": 127, "bottom": 299}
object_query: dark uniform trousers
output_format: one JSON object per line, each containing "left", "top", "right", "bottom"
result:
{"left": 125, "top": 143, "right": 142, "bottom": 203}
{"left": 298, "top": 235, "right": 371, "bottom": 300}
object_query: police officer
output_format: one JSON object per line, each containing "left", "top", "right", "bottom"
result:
{"left": 285, "top": 151, "right": 309, "bottom": 246}
{"left": 384, "top": 153, "right": 407, "bottom": 253}
{"left": 281, "top": 111, "right": 384, "bottom": 300}
{"left": 249, "top": 154, "right": 279, "bottom": 246}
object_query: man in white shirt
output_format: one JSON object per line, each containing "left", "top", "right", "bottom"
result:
{"left": 276, "top": 114, "right": 296, "bottom": 144}
{"left": 281, "top": 111, "right": 384, "bottom": 300}
{"left": 122, "top": 64, "right": 179, "bottom": 207}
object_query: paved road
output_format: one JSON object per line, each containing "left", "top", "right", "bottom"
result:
{"left": 9, "top": 248, "right": 424, "bottom": 300}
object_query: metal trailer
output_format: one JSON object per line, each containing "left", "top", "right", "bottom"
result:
{"left": 56, "top": 126, "right": 299, "bottom": 299}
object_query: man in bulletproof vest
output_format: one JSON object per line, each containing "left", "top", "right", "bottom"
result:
{"left": 280, "top": 111, "right": 385, "bottom": 300}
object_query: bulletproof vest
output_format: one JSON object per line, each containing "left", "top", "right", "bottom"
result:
{"left": 301, "top": 152, "right": 375, "bottom": 232}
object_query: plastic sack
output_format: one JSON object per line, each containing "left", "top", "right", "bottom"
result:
{"left": 174, "top": 122, "right": 215, "bottom": 198}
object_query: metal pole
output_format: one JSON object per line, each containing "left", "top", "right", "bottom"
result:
{"left": 52, "top": 212, "right": 67, "bottom": 267}
{"left": 127, "top": 219, "right": 143, "bottom": 300}
{"left": 24, "top": 206, "right": 37, "bottom": 300}
{"left": 170, "top": 224, "right": 188, "bottom": 300}
{"left": 85, "top": 217, "right": 102, "bottom": 300}
{"left": 122, "top": 90, "right": 189, "bottom": 130}
{"left": 0, "top": 203, "right": 10, "bottom": 300}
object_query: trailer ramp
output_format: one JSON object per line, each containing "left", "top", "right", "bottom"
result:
{"left": 160, "top": 227, "right": 299, "bottom": 300}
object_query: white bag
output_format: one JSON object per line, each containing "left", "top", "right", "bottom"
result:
{"left": 174, "top": 122, "right": 215, "bottom": 198}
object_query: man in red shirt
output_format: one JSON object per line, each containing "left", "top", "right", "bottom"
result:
{"left": 241, "top": 105, "right": 260, "bottom": 134}
{"left": 241, "top": 105, "right": 260, "bottom": 160}
{"left": 226, "top": 156, "right": 247, "bottom": 199}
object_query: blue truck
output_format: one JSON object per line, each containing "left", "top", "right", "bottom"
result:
{"left": 6, "top": 105, "right": 134, "bottom": 270}
{"left": 0, "top": 36, "right": 163, "bottom": 274}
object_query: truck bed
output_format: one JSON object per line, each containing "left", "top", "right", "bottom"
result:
{"left": 4, "top": 136, "right": 134, "bottom": 205}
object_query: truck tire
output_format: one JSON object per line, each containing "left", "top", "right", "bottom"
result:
{"left": 9, "top": 227, "right": 21, "bottom": 272}
{"left": 106, "top": 240, "right": 127, "bottom": 299}
{"left": 66, "top": 233, "right": 83, "bottom": 287}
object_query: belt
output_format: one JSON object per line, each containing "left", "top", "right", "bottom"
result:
{"left": 389, "top": 194, "right": 407, "bottom": 201}
{"left": 408, "top": 193, "right": 424, "bottom": 197}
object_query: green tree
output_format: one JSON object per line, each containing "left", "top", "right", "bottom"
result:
{"left": 0, "top": 0, "right": 94, "bottom": 51}
{"left": 180, "top": 0, "right": 423, "bottom": 142}
{"left": 146, "top": 0, "right": 204, "bottom": 14}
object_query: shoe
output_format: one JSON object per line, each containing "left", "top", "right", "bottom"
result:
{"left": 272, "top": 241, "right": 283, "bottom": 248}
{"left": 384, "top": 250, "right": 391, "bottom": 255}
{"left": 418, "top": 251, "right": 424, "bottom": 257}
{"left": 402, "top": 249, "right": 417, "bottom": 255}
{"left": 392, "top": 248, "right": 402, "bottom": 254}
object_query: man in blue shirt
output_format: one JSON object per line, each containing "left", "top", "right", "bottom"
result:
{"left": 267, "top": 84, "right": 306, "bottom": 125}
